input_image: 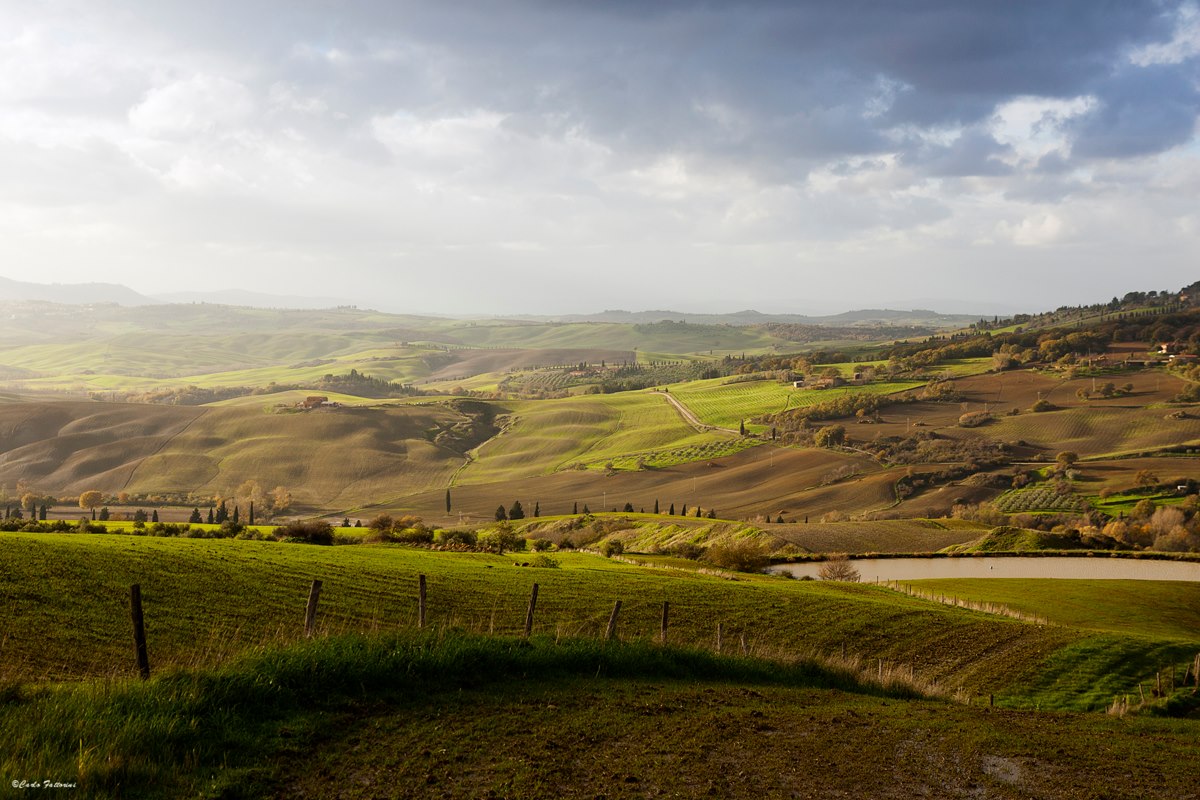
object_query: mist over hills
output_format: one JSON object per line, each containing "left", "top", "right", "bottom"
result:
{"left": 0, "top": 276, "right": 987, "bottom": 327}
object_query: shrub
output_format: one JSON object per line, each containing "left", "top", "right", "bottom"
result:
{"left": 703, "top": 539, "right": 771, "bottom": 573}
{"left": 528, "top": 537, "right": 553, "bottom": 552}
{"left": 668, "top": 542, "right": 705, "bottom": 560}
{"left": 1030, "top": 399, "right": 1054, "bottom": 412}
{"left": 600, "top": 539, "right": 624, "bottom": 558}
{"left": 278, "top": 519, "right": 333, "bottom": 545}
{"left": 528, "top": 554, "right": 560, "bottom": 568}
{"left": 957, "top": 411, "right": 993, "bottom": 428}
{"left": 434, "top": 529, "right": 478, "bottom": 550}
{"left": 817, "top": 555, "right": 861, "bottom": 582}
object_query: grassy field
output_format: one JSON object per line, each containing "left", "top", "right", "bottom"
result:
{"left": 668, "top": 377, "right": 924, "bottom": 430}
{"left": 989, "top": 407, "right": 1200, "bottom": 458}
{"left": 7, "top": 632, "right": 1198, "bottom": 799}
{"left": 769, "top": 518, "right": 987, "bottom": 553}
{"left": 903, "top": 578, "right": 1200, "bottom": 642}
{"left": 458, "top": 393, "right": 724, "bottom": 484}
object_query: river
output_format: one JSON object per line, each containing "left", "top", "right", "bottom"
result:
{"left": 767, "top": 555, "right": 1200, "bottom": 582}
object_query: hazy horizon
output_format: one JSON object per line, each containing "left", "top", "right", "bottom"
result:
{"left": 2, "top": 1, "right": 1198, "bottom": 315}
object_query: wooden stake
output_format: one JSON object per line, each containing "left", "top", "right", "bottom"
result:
{"left": 130, "top": 584, "right": 150, "bottom": 680}
{"left": 605, "top": 600, "right": 622, "bottom": 641}
{"left": 716, "top": 622, "right": 723, "bottom": 653}
{"left": 305, "top": 579, "right": 322, "bottom": 638}
{"left": 524, "top": 583, "right": 539, "bottom": 638}
{"left": 418, "top": 574, "right": 427, "bottom": 629}
{"left": 659, "top": 601, "right": 669, "bottom": 644}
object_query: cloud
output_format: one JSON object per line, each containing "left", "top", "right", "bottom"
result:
{"left": 129, "top": 75, "right": 256, "bottom": 137}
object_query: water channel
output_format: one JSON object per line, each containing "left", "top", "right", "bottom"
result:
{"left": 767, "top": 555, "right": 1200, "bottom": 582}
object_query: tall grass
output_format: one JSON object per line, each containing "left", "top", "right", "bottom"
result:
{"left": 1, "top": 630, "right": 930, "bottom": 798}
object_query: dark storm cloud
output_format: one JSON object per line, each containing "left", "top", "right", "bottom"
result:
{"left": 103, "top": 0, "right": 1195, "bottom": 166}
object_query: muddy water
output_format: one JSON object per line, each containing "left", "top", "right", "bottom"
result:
{"left": 768, "top": 555, "right": 1200, "bottom": 582}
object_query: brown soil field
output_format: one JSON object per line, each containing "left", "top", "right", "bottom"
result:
{"left": 769, "top": 518, "right": 986, "bottom": 553}
{"left": 425, "top": 347, "right": 636, "bottom": 382}
{"left": 391, "top": 446, "right": 884, "bottom": 523}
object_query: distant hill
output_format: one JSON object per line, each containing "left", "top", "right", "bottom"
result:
{"left": 154, "top": 289, "right": 357, "bottom": 309}
{"left": 513, "top": 308, "right": 981, "bottom": 328}
{"left": 0, "top": 276, "right": 153, "bottom": 306}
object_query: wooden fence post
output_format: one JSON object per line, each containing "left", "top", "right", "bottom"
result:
{"left": 605, "top": 600, "right": 622, "bottom": 641}
{"left": 660, "top": 601, "right": 669, "bottom": 644}
{"left": 524, "top": 583, "right": 539, "bottom": 638}
{"left": 716, "top": 622, "right": 723, "bottom": 653}
{"left": 130, "top": 584, "right": 150, "bottom": 680}
{"left": 305, "top": 579, "right": 322, "bottom": 638}
{"left": 418, "top": 574, "right": 427, "bottom": 629}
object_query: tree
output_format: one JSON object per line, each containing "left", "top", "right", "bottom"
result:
{"left": 151, "top": 510, "right": 159, "bottom": 523}
{"left": 98, "top": 507, "right": 110, "bottom": 521}
{"left": 654, "top": 499, "right": 660, "bottom": 514}
{"left": 572, "top": 501, "right": 578, "bottom": 515}
{"left": 508, "top": 500, "right": 525, "bottom": 520}
{"left": 133, "top": 508, "right": 147, "bottom": 523}
{"left": 445, "top": 489, "right": 452, "bottom": 514}
{"left": 582, "top": 504, "right": 590, "bottom": 514}
{"left": 739, "top": 419, "right": 746, "bottom": 436}
{"left": 236, "top": 479, "right": 265, "bottom": 511}
{"left": 39, "top": 504, "right": 47, "bottom": 521}
{"left": 694, "top": 506, "right": 701, "bottom": 517}
{"left": 669, "top": 503, "right": 675, "bottom": 515}
{"left": 233, "top": 505, "right": 240, "bottom": 525}
{"left": 681, "top": 504, "right": 688, "bottom": 516}
{"left": 189, "top": 508, "right": 203, "bottom": 524}
{"left": 248, "top": 502, "right": 254, "bottom": 525}
{"left": 215, "top": 500, "right": 228, "bottom": 524}
{"left": 1135, "top": 469, "right": 1159, "bottom": 488}
{"left": 495, "top": 505, "right": 508, "bottom": 522}
{"left": 1056, "top": 451, "right": 1079, "bottom": 470}
{"left": 207, "top": 507, "right": 215, "bottom": 524}
{"left": 534, "top": 501, "right": 540, "bottom": 517}
{"left": 818, "top": 555, "right": 861, "bottom": 582}
{"left": 271, "top": 486, "right": 293, "bottom": 514}
{"left": 623, "top": 502, "right": 634, "bottom": 512}
{"left": 814, "top": 425, "right": 846, "bottom": 448}
{"left": 78, "top": 490, "right": 103, "bottom": 515}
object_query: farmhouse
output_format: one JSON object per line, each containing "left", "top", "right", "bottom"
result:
{"left": 299, "top": 395, "right": 329, "bottom": 409}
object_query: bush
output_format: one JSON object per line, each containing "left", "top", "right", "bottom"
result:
{"left": 702, "top": 539, "right": 771, "bottom": 573}
{"left": 668, "top": 542, "right": 705, "bottom": 560}
{"left": 600, "top": 539, "right": 624, "bottom": 558}
{"left": 1030, "top": 399, "right": 1054, "bottom": 412}
{"left": 817, "top": 555, "right": 861, "bottom": 582}
{"left": 434, "top": 529, "right": 478, "bottom": 550}
{"left": 278, "top": 519, "right": 333, "bottom": 545}
{"left": 528, "top": 537, "right": 553, "bottom": 552}
{"left": 957, "top": 411, "right": 993, "bottom": 428}
{"left": 528, "top": 554, "right": 560, "bottom": 568}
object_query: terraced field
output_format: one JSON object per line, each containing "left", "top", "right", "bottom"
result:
{"left": 994, "top": 485, "right": 1090, "bottom": 513}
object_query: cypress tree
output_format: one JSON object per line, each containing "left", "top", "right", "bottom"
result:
{"left": 495, "top": 505, "right": 508, "bottom": 522}
{"left": 151, "top": 510, "right": 159, "bottom": 523}
{"left": 445, "top": 489, "right": 452, "bottom": 514}
{"left": 573, "top": 501, "right": 578, "bottom": 515}
{"left": 669, "top": 503, "right": 675, "bottom": 515}
{"left": 654, "top": 499, "right": 660, "bottom": 514}
{"left": 189, "top": 508, "right": 202, "bottom": 523}
{"left": 207, "top": 507, "right": 214, "bottom": 524}
{"left": 233, "top": 505, "right": 240, "bottom": 525}
{"left": 582, "top": 504, "right": 590, "bottom": 514}
{"left": 39, "top": 504, "right": 47, "bottom": 520}
{"left": 248, "top": 502, "right": 254, "bottom": 525}
{"left": 534, "top": 501, "right": 540, "bottom": 517}
{"left": 695, "top": 506, "right": 701, "bottom": 517}
{"left": 508, "top": 500, "right": 525, "bottom": 520}
{"left": 681, "top": 504, "right": 687, "bottom": 516}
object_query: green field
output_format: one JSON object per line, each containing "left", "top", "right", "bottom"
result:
{"left": 668, "top": 377, "right": 925, "bottom": 430}
{"left": 459, "top": 394, "right": 725, "bottom": 483}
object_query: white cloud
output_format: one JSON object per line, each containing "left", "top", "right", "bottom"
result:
{"left": 129, "top": 75, "right": 255, "bottom": 137}
{"left": 1130, "top": 3, "right": 1200, "bottom": 66}
{"left": 990, "top": 95, "right": 1096, "bottom": 161}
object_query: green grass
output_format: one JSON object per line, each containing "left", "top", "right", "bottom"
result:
{"left": 902, "top": 578, "right": 1200, "bottom": 642}
{"left": 994, "top": 485, "right": 1090, "bottom": 513}
{"left": 7, "top": 629, "right": 1197, "bottom": 799}
{"left": 459, "top": 394, "right": 724, "bottom": 483}
{"left": 668, "top": 377, "right": 924, "bottom": 431}
{"left": 0, "top": 533, "right": 1080, "bottom": 699}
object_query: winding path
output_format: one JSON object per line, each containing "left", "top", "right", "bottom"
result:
{"left": 651, "top": 391, "right": 740, "bottom": 435}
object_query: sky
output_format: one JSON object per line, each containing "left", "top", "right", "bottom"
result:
{"left": 1, "top": 0, "right": 1198, "bottom": 316}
